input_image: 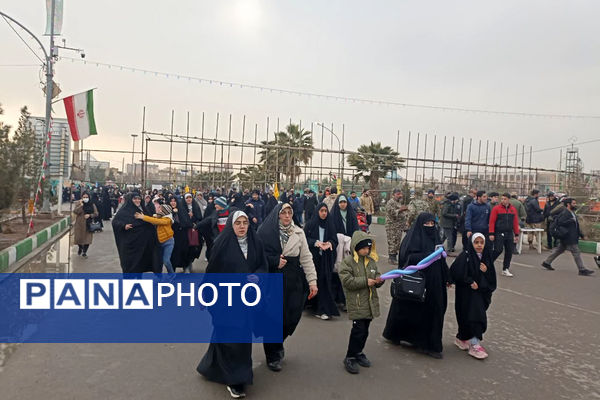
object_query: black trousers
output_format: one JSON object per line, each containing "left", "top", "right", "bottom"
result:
{"left": 78, "top": 244, "right": 89, "bottom": 254}
{"left": 492, "top": 232, "right": 513, "bottom": 270}
{"left": 263, "top": 338, "right": 287, "bottom": 363}
{"left": 346, "top": 319, "right": 371, "bottom": 358}
{"left": 546, "top": 221, "right": 556, "bottom": 249}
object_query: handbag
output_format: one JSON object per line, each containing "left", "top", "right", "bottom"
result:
{"left": 390, "top": 271, "right": 426, "bottom": 302}
{"left": 88, "top": 221, "right": 102, "bottom": 233}
{"left": 187, "top": 228, "right": 200, "bottom": 246}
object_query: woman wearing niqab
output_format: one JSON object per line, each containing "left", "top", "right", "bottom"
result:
{"left": 382, "top": 212, "right": 450, "bottom": 358}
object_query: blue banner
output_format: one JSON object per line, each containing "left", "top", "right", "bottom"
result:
{"left": 0, "top": 273, "right": 282, "bottom": 343}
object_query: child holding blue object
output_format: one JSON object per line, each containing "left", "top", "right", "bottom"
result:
{"left": 339, "top": 231, "right": 384, "bottom": 374}
{"left": 450, "top": 232, "right": 497, "bottom": 359}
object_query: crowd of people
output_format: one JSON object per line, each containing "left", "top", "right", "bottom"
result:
{"left": 68, "top": 183, "right": 598, "bottom": 398}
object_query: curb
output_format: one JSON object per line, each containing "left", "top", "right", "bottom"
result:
{"left": 0, "top": 216, "right": 70, "bottom": 273}
{"left": 578, "top": 241, "right": 600, "bottom": 255}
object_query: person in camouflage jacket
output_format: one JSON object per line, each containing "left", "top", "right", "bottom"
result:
{"left": 385, "top": 189, "right": 409, "bottom": 264}
{"left": 408, "top": 189, "right": 429, "bottom": 227}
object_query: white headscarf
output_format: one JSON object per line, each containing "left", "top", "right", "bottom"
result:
{"left": 471, "top": 232, "right": 485, "bottom": 259}
{"left": 232, "top": 210, "right": 249, "bottom": 258}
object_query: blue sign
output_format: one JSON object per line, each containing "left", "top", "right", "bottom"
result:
{"left": 0, "top": 273, "right": 283, "bottom": 343}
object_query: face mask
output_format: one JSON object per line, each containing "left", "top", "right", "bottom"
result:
{"left": 82, "top": 198, "right": 89, "bottom": 203}
{"left": 571, "top": 206, "right": 578, "bottom": 211}
{"left": 423, "top": 225, "right": 436, "bottom": 238}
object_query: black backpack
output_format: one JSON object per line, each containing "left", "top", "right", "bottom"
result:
{"left": 549, "top": 217, "right": 568, "bottom": 239}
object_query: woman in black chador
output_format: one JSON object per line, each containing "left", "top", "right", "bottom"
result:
{"left": 111, "top": 192, "right": 159, "bottom": 273}
{"left": 382, "top": 212, "right": 450, "bottom": 359}
{"left": 100, "top": 186, "right": 112, "bottom": 220}
{"left": 304, "top": 202, "right": 339, "bottom": 320}
{"left": 257, "top": 203, "right": 318, "bottom": 372}
{"left": 171, "top": 193, "right": 203, "bottom": 272}
{"left": 329, "top": 194, "right": 359, "bottom": 309}
{"left": 196, "top": 211, "right": 268, "bottom": 399}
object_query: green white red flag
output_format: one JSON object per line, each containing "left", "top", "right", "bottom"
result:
{"left": 63, "top": 89, "right": 97, "bottom": 141}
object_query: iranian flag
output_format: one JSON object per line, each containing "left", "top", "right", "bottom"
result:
{"left": 63, "top": 89, "right": 97, "bottom": 141}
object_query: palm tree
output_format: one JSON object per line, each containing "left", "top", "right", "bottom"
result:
{"left": 258, "top": 124, "right": 313, "bottom": 186}
{"left": 235, "top": 164, "right": 276, "bottom": 189}
{"left": 347, "top": 142, "right": 404, "bottom": 207}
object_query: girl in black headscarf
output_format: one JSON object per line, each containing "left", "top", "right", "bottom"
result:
{"left": 304, "top": 203, "right": 339, "bottom": 319}
{"left": 73, "top": 191, "right": 98, "bottom": 258}
{"left": 382, "top": 212, "right": 450, "bottom": 359}
{"left": 196, "top": 211, "right": 267, "bottom": 399}
{"left": 112, "top": 192, "right": 159, "bottom": 273}
{"left": 257, "top": 203, "right": 318, "bottom": 372}
{"left": 450, "top": 233, "right": 496, "bottom": 360}
{"left": 91, "top": 190, "right": 104, "bottom": 228}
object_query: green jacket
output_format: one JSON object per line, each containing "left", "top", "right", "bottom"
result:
{"left": 339, "top": 231, "right": 383, "bottom": 320}
{"left": 510, "top": 198, "right": 527, "bottom": 221}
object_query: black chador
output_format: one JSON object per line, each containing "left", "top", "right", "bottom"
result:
{"left": 111, "top": 193, "right": 159, "bottom": 273}
{"left": 304, "top": 203, "right": 339, "bottom": 317}
{"left": 382, "top": 213, "right": 449, "bottom": 355}
{"left": 197, "top": 211, "right": 268, "bottom": 388}
{"left": 450, "top": 235, "right": 497, "bottom": 342}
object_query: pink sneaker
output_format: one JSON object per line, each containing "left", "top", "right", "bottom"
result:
{"left": 454, "top": 338, "right": 469, "bottom": 351}
{"left": 468, "top": 344, "right": 488, "bottom": 360}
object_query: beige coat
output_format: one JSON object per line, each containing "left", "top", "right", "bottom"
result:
{"left": 323, "top": 194, "right": 338, "bottom": 211}
{"left": 282, "top": 225, "right": 317, "bottom": 285}
{"left": 73, "top": 203, "right": 99, "bottom": 245}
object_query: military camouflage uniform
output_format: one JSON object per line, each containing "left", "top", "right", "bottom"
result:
{"left": 426, "top": 197, "right": 441, "bottom": 218}
{"left": 386, "top": 197, "right": 409, "bottom": 255}
{"left": 407, "top": 198, "right": 429, "bottom": 226}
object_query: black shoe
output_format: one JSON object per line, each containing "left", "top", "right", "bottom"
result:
{"left": 343, "top": 357, "right": 359, "bottom": 374}
{"left": 541, "top": 262, "right": 554, "bottom": 271}
{"left": 82, "top": 253, "right": 88, "bottom": 259}
{"left": 423, "top": 350, "right": 443, "bottom": 359}
{"left": 226, "top": 385, "right": 246, "bottom": 399}
{"left": 594, "top": 256, "right": 600, "bottom": 269}
{"left": 355, "top": 353, "right": 371, "bottom": 367}
{"left": 267, "top": 360, "right": 282, "bottom": 372}
{"left": 579, "top": 269, "right": 595, "bottom": 276}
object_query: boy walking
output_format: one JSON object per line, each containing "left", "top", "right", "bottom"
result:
{"left": 339, "top": 231, "right": 384, "bottom": 374}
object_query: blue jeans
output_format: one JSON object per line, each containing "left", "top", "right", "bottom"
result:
{"left": 160, "top": 238, "right": 175, "bottom": 274}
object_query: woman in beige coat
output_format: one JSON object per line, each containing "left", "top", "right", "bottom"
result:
{"left": 73, "top": 191, "right": 99, "bottom": 258}
{"left": 258, "top": 202, "right": 318, "bottom": 372}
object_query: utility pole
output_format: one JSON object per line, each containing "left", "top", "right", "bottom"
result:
{"left": 131, "top": 134, "right": 138, "bottom": 184}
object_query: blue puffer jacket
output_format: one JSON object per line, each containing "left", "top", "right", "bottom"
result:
{"left": 465, "top": 200, "right": 491, "bottom": 233}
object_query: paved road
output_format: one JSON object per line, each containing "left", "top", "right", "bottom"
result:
{"left": 1, "top": 222, "right": 599, "bottom": 399}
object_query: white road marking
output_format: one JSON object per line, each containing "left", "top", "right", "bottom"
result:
{"left": 497, "top": 287, "right": 600, "bottom": 317}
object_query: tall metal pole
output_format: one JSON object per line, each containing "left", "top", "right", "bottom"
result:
{"left": 41, "top": 0, "right": 56, "bottom": 212}
{"left": 169, "top": 110, "right": 174, "bottom": 187}
{"left": 130, "top": 134, "right": 137, "bottom": 184}
{"left": 141, "top": 106, "right": 146, "bottom": 188}
{"left": 185, "top": 111, "right": 190, "bottom": 187}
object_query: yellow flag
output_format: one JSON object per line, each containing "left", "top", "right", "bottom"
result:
{"left": 273, "top": 182, "right": 279, "bottom": 200}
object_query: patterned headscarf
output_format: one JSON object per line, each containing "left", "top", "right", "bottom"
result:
{"left": 278, "top": 203, "right": 295, "bottom": 250}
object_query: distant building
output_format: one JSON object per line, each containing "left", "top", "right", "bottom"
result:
{"left": 30, "top": 116, "right": 70, "bottom": 178}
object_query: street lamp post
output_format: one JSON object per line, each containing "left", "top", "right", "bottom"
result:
{"left": 316, "top": 122, "right": 342, "bottom": 180}
{"left": 131, "top": 134, "right": 138, "bottom": 184}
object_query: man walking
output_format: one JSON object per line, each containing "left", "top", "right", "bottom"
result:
{"left": 489, "top": 193, "right": 520, "bottom": 277}
{"left": 525, "top": 189, "right": 544, "bottom": 250}
{"left": 360, "top": 189, "right": 375, "bottom": 229}
{"left": 542, "top": 198, "right": 595, "bottom": 276}
{"left": 465, "top": 190, "right": 491, "bottom": 238}
{"left": 385, "top": 188, "right": 409, "bottom": 264}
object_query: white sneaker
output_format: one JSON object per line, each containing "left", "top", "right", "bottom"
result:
{"left": 501, "top": 269, "right": 514, "bottom": 277}
{"left": 321, "top": 314, "right": 330, "bottom": 320}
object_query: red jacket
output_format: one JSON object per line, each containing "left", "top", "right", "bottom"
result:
{"left": 489, "top": 203, "right": 520, "bottom": 235}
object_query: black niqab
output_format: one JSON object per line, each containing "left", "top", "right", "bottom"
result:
{"left": 398, "top": 212, "right": 439, "bottom": 268}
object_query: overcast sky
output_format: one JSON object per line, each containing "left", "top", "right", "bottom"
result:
{"left": 1, "top": 0, "right": 599, "bottom": 174}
